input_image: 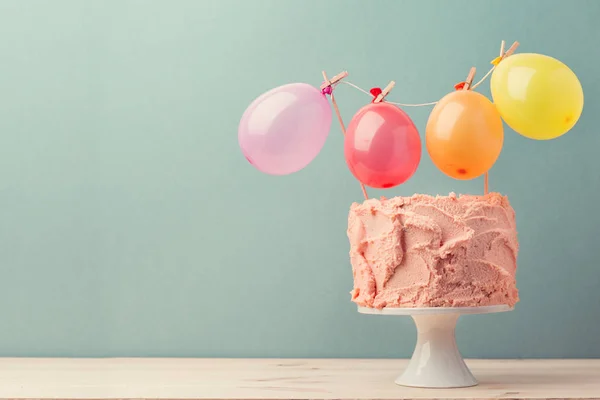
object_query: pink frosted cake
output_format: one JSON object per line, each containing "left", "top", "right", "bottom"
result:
{"left": 348, "top": 193, "right": 518, "bottom": 308}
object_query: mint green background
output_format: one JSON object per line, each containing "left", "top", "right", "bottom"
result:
{"left": 0, "top": 0, "right": 598, "bottom": 357}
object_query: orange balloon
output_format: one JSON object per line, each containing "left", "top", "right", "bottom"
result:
{"left": 426, "top": 91, "right": 503, "bottom": 180}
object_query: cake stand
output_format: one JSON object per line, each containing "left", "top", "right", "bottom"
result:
{"left": 358, "top": 305, "right": 512, "bottom": 388}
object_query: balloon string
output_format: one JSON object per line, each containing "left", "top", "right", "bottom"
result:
{"left": 330, "top": 91, "right": 369, "bottom": 200}
{"left": 471, "top": 66, "right": 495, "bottom": 90}
{"left": 389, "top": 99, "right": 439, "bottom": 107}
{"left": 340, "top": 81, "right": 371, "bottom": 96}
{"left": 339, "top": 66, "right": 495, "bottom": 106}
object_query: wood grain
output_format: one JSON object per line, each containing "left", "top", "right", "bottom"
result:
{"left": 0, "top": 358, "right": 597, "bottom": 399}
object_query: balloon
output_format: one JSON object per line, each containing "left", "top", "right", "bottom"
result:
{"left": 490, "top": 53, "right": 583, "bottom": 140}
{"left": 426, "top": 91, "right": 503, "bottom": 180}
{"left": 238, "top": 83, "right": 332, "bottom": 175}
{"left": 344, "top": 102, "right": 421, "bottom": 189}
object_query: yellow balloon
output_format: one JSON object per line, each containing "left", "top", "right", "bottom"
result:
{"left": 490, "top": 53, "right": 583, "bottom": 140}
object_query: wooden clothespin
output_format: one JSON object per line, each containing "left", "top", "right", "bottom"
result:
{"left": 491, "top": 40, "right": 520, "bottom": 66}
{"left": 503, "top": 41, "right": 519, "bottom": 58}
{"left": 320, "top": 71, "right": 348, "bottom": 92}
{"left": 373, "top": 81, "right": 395, "bottom": 103}
{"left": 454, "top": 67, "right": 476, "bottom": 91}
{"left": 462, "top": 67, "right": 476, "bottom": 91}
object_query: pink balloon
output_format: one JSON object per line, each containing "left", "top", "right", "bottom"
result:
{"left": 238, "top": 83, "right": 332, "bottom": 175}
{"left": 344, "top": 102, "right": 421, "bottom": 189}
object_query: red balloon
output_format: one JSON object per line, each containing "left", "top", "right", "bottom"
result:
{"left": 344, "top": 103, "right": 421, "bottom": 189}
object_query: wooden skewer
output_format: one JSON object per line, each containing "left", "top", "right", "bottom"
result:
{"left": 373, "top": 81, "right": 395, "bottom": 103}
{"left": 322, "top": 70, "right": 369, "bottom": 200}
{"left": 483, "top": 40, "right": 514, "bottom": 197}
{"left": 483, "top": 42, "right": 509, "bottom": 196}
{"left": 457, "top": 66, "right": 489, "bottom": 195}
{"left": 484, "top": 173, "right": 489, "bottom": 196}
{"left": 320, "top": 71, "right": 348, "bottom": 90}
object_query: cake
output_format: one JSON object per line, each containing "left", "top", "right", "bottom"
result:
{"left": 348, "top": 193, "right": 518, "bottom": 308}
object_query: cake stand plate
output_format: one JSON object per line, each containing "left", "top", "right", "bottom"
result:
{"left": 358, "top": 305, "right": 512, "bottom": 388}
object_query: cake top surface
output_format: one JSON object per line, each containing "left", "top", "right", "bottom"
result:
{"left": 352, "top": 192, "right": 511, "bottom": 207}
{"left": 351, "top": 192, "right": 514, "bottom": 219}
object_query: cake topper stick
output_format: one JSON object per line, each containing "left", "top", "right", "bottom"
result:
{"left": 322, "top": 70, "right": 369, "bottom": 200}
{"left": 483, "top": 40, "right": 520, "bottom": 195}
{"left": 484, "top": 171, "right": 489, "bottom": 195}
{"left": 373, "top": 81, "right": 396, "bottom": 103}
{"left": 459, "top": 67, "right": 491, "bottom": 195}
{"left": 483, "top": 42, "right": 508, "bottom": 196}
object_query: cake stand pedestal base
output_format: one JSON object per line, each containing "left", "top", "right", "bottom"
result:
{"left": 358, "top": 305, "right": 511, "bottom": 388}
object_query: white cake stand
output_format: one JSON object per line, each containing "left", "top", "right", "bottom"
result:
{"left": 358, "top": 305, "right": 512, "bottom": 388}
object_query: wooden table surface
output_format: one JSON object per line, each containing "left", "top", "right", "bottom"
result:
{"left": 0, "top": 358, "right": 597, "bottom": 399}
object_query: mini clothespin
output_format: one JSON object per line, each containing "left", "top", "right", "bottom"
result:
{"left": 373, "top": 81, "right": 395, "bottom": 103}
{"left": 463, "top": 67, "right": 476, "bottom": 90}
{"left": 321, "top": 71, "right": 348, "bottom": 95}
{"left": 491, "top": 40, "right": 520, "bottom": 66}
{"left": 454, "top": 67, "right": 476, "bottom": 91}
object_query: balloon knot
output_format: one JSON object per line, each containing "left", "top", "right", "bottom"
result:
{"left": 321, "top": 84, "right": 333, "bottom": 95}
{"left": 454, "top": 81, "right": 467, "bottom": 91}
{"left": 370, "top": 87, "right": 383, "bottom": 102}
